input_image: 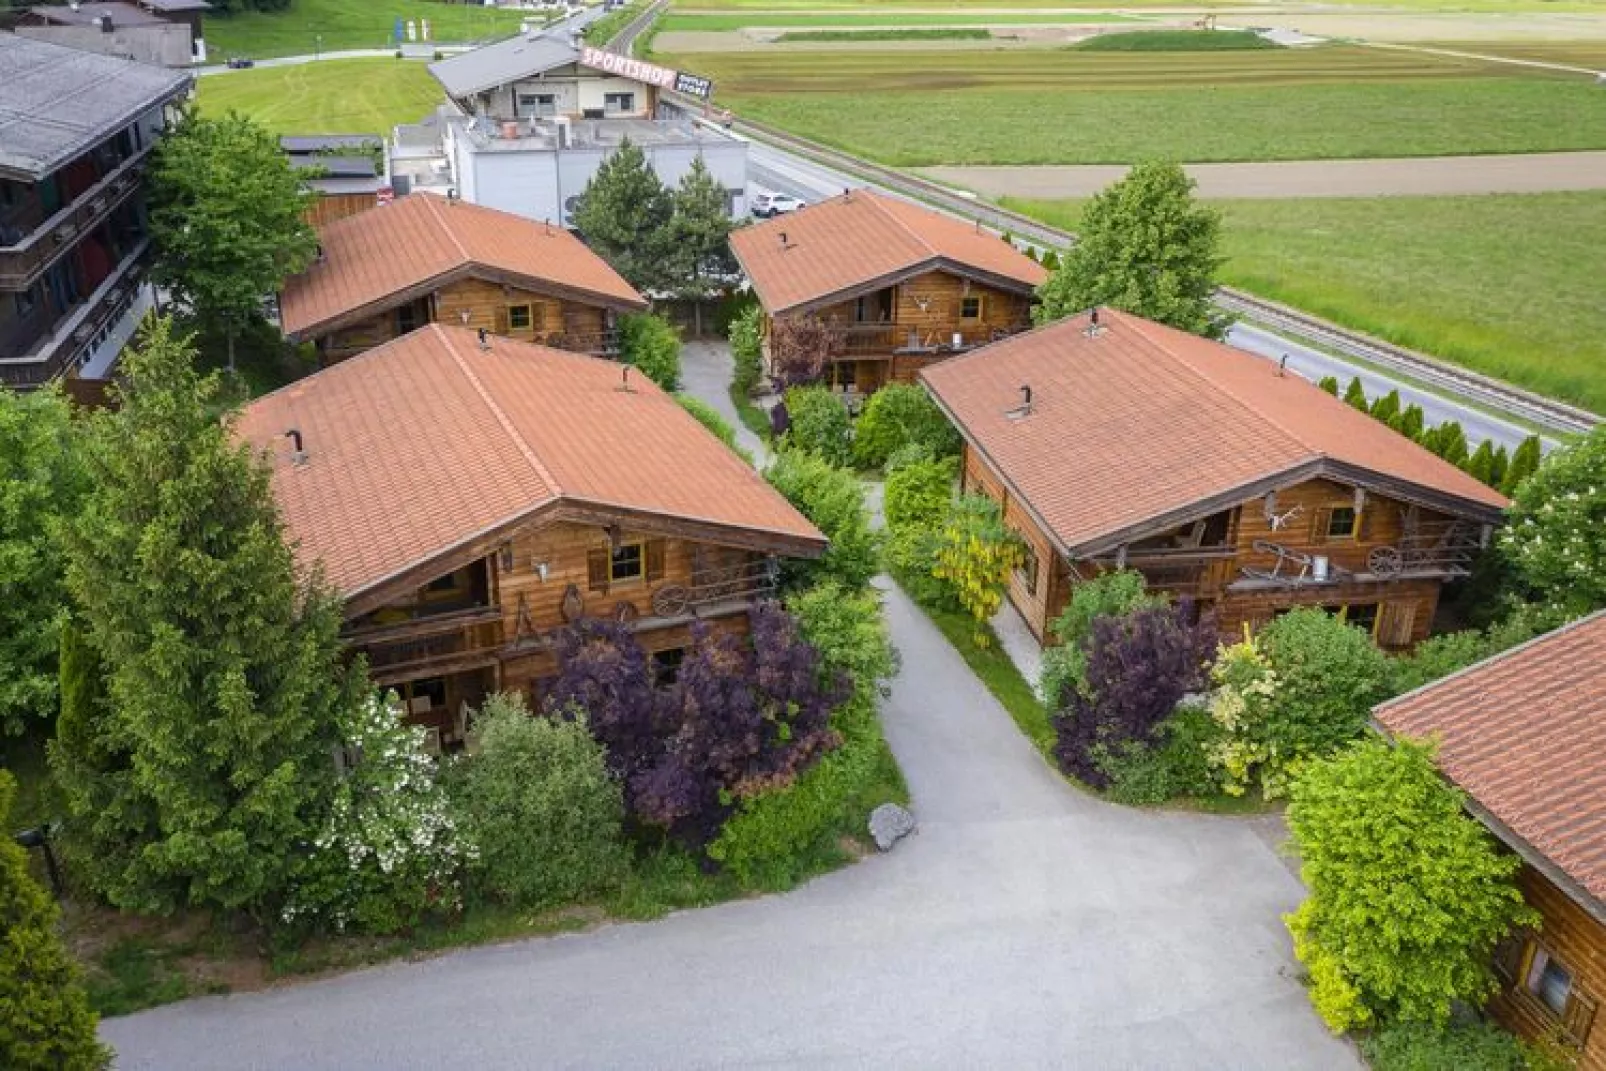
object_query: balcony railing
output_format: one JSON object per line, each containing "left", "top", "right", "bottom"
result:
{"left": 0, "top": 148, "right": 151, "bottom": 290}
{"left": 0, "top": 238, "right": 150, "bottom": 388}
{"left": 343, "top": 605, "right": 504, "bottom": 685}
{"left": 1231, "top": 520, "right": 1486, "bottom": 590}
{"left": 835, "top": 321, "right": 1032, "bottom": 357}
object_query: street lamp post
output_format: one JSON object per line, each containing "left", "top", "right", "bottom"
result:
{"left": 315, "top": 33, "right": 322, "bottom": 60}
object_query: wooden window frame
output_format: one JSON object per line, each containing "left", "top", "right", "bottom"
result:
{"left": 507, "top": 304, "right": 533, "bottom": 331}
{"left": 960, "top": 294, "right": 984, "bottom": 321}
{"left": 609, "top": 542, "right": 644, "bottom": 585}
{"left": 1515, "top": 939, "right": 1599, "bottom": 1048}
{"left": 1326, "top": 506, "right": 1358, "bottom": 540}
{"left": 1016, "top": 535, "right": 1039, "bottom": 597}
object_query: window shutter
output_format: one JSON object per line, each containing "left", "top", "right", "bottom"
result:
{"left": 1492, "top": 934, "right": 1527, "bottom": 984}
{"left": 587, "top": 548, "right": 610, "bottom": 593}
{"left": 645, "top": 539, "right": 666, "bottom": 582}
{"left": 1565, "top": 991, "right": 1597, "bottom": 1045}
{"left": 1356, "top": 506, "right": 1373, "bottom": 541}
{"left": 1309, "top": 506, "right": 1332, "bottom": 545}
{"left": 1378, "top": 602, "right": 1417, "bottom": 647}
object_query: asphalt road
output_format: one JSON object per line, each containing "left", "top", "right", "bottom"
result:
{"left": 746, "top": 143, "right": 1548, "bottom": 452}
{"left": 102, "top": 348, "right": 1357, "bottom": 1071}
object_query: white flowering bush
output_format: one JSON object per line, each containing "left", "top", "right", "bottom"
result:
{"left": 1205, "top": 635, "right": 1284, "bottom": 799}
{"left": 1501, "top": 425, "right": 1606, "bottom": 617}
{"left": 281, "top": 694, "right": 473, "bottom": 934}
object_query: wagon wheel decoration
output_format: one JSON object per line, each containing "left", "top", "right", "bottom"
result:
{"left": 612, "top": 600, "right": 639, "bottom": 624}
{"left": 1367, "top": 545, "right": 1403, "bottom": 577}
{"left": 651, "top": 583, "right": 690, "bottom": 618}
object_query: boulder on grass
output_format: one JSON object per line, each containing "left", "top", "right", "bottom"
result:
{"left": 868, "top": 803, "right": 916, "bottom": 851}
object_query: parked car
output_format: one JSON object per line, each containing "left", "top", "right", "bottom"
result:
{"left": 226, "top": 56, "right": 254, "bottom": 69}
{"left": 752, "top": 193, "right": 805, "bottom": 219}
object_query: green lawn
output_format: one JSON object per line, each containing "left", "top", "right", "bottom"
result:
{"left": 664, "top": 46, "right": 1606, "bottom": 165}
{"left": 1070, "top": 29, "right": 1282, "bottom": 51}
{"left": 1002, "top": 192, "right": 1606, "bottom": 413}
{"left": 198, "top": 58, "right": 445, "bottom": 136}
{"left": 662, "top": 11, "right": 1128, "bottom": 30}
{"left": 204, "top": 0, "right": 530, "bottom": 60}
{"left": 775, "top": 27, "right": 994, "bottom": 42}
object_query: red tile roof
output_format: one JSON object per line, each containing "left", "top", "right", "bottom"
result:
{"left": 235, "top": 325, "right": 825, "bottom": 600}
{"left": 279, "top": 194, "right": 646, "bottom": 340}
{"left": 920, "top": 309, "right": 1507, "bottom": 557}
{"left": 1375, "top": 611, "right": 1606, "bottom": 914}
{"left": 729, "top": 188, "right": 1048, "bottom": 315}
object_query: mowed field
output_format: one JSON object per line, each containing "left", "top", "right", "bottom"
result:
{"left": 663, "top": 46, "right": 1606, "bottom": 164}
{"left": 197, "top": 59, "right": 445, "bottom": 136}
{"left": 204, "top": 0, "right": 528, "bottom": 59}
{"left": 1004, "top": 192, "right": 1606, "bottom": 412}
{"left": 660, "top": 11, "right": 1129, "bottom": 29}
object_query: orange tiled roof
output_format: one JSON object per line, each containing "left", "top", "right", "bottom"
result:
{"left": 279, "top": 195, "right": 646, "bottom": 339}
{"left": 1375, "top": 611, "right": 1606, "bottom": 912}
{"left": 729, "top": 188, "right": 1048, "bottom": 315}
{"left": 234, "top": 325, "right": 825, "bottom": 599}
{"left": 920, "top": 309, "right": 1507, "bottom": 557}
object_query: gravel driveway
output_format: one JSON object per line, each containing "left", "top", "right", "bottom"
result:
{"left": 100, "top": 346, "right": 1357, "bottom": 1070}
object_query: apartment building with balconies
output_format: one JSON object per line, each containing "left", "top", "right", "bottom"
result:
{"left": 0, "top": 34, "right": 190, "bottom": 389}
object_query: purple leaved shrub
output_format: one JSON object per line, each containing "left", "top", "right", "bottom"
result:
{"left": 1052, "top": 602, "right": 1216, "bottom": 788}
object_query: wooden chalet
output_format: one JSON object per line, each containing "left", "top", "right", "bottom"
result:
{"left": 235, "top": 324, "right": 826, "bottom": 749}
{"left": 920, "top": 309, "right": 1509, "bottom": 650}
{"left": 729, "top": 189, "right": 1047, "bottom": 398}
{"left": 1376, "top": 611, "right": 1606, "bottom": 1068}
{"left": 278, "top": 194, "right": 647, "bottom": 365}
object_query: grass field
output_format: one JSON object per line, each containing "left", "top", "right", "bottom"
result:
{"left": 674, "top": 0, "right": 1606, "bottom": 10}
{"left": 663, "top": 46, "right": 1606, "bottom": 164}
{"left": 204, "top": 0, "right": 528, "bottom": 60}
{"left": 775, "top": 27, "right": 992, "bottom": 42}
{"left": 198, "top": 59, "right": 445, "bottom": 136}
{"left": 661, "top": 11, "right": 1127, "bottom": 30}
{"left": 1002, "top": 192, "right": 1606, "bottom": 412}
{"left": 1071, "top": 29, "right": 1281, "bottom": 51}
{"left": 1426, "top": 41, "right": 1606, "bottom": 68}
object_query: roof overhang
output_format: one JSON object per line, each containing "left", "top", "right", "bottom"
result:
{"left": 733, "top": 248, "right": 1040, "bottom": 319}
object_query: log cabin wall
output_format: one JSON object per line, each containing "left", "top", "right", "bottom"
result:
{"left": 304, "top": 193, "right": 377, "bottom": 229}
{"left": 1490, "top": 866, "right": 1605, "bottom": 1070}
{"left": 959, "top": 442, "right": 1060, "bottom": 643}
{"left": 312, "top": 278, "right": 615, "bottom": 363}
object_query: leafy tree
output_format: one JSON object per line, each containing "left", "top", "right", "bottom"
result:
{"left": 769, "top": 316, "right": 840, "bottom": 388}
{"left": 728, "top": 302, "right": 764, "bottom": 395}
{"left": 1316, "top": 376, "right": 1339, "bottom": 396}
{"left": 663, "top": 155, "right": 736, "bottom": 335}
{"left": 1034, "top": 162, "right": 1224, "bottom": 338}
{"left": 1039, "top": 570, "right": 1162, "bottom": 708}
{"left": 618, "top": 313, "right": 681, "bottom": 391}
{"left": 281, "top": 694, "right": 468, "bottom": 935}
{"left": 765, "top": 449, "right": 881, "bottom": 591}
{"left": 0, "top": 388, "right": 87, "bottom": 735}
{"left": 1285, "top": 737, "right": 1536, "bottom": 1032}
{"left": 0, "top": 770, "right": 111, "bottom": 1071}
{"left": 57, "top": 318, "right": 364, "bottom": 916}
{"left": 782, "top": 386, "right": 852, "bottom": 467}
{"left": 449, "top": 692, "right": 627, "bottom": 908}
{"left": 1369, "top": 389, "right": 1401, "bottom": 427}
{"left": 1254, "top": 607, "right": 1390, "bottom": 780}
{"left": 1397, "top": 404, "right": 1426, "bottom": 443}
{"left": 851, "top": 383, "right": 960, "bottom": 470}
{"left": 1502, "top": 434, "right": 1542, "bottom": 495}
{"left": 1361, "top": 1021, "right": 1548, "bottom": 1071}
{"left": 884, "top": 455, "right": 955, "bottom": 533}
{"left": 1041, "top": 248, "right": 1061, "bottom": 271}
{"left": 149, "top": 112, "right": 316, "bottom": 371}
{"left": 1052, "top": 603, "right": 1216, "bottom": 788}
{"left": 1384, "top": 611, "right": 1547, "bottom": 697}
{"left": 1501, "top": 424, "right": 1606, "bottom": 615}
{"left": 1343, "top": 377, "right": 1369, "bottom": 412}
{"left": 1203, "top": 632, "right": 1281, "bottom": 797}
{"left": 571, "top": 137, "right": 673, "bottom": 292}
{"left": 932, "top": 494, "right": 1024, "bottom": 646}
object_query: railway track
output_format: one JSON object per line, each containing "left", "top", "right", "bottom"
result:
{"left": 630, "top": 6, "right": 1599, "bottom": 437}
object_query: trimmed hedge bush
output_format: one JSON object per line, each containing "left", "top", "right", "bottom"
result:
{"left": 675, "top": 393, "right": 751, "bottom": 464}
{"left": 729, "top": 303, "right": 764, "bottom": 395}
{"left": 765, "top": 449, "right": 881, "bottom": 592}
{"left": 783, "top": 386, "right": 853, "bottom": 467}
{"left": 851, "top": 383, "right": 960, "bottom": 470}
{"left": 619, "top": 313, "right": 682, "bottom": 392}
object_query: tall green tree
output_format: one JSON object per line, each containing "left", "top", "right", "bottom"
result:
{"left": 0, "top": 770, "right": 110, "bottom": 1071}
{"left": 1342, "top": 377, "right": 1369, "bottom": 412}
{"left": 1502, "top": 434, "right": 1542, "bottom": 494}
{"left": 0, "top": 388, "right": 87, "bottom": 735}
{"left": 1501, "top": 425, "right": 1606, "bottom": 616}
{"left": 571, "top": 137, "right": 673, "bottom": 293}
{"left": 1034, "top": 162, "right": 1224, "bottom": 338}
{"left": 663, "top": 155, "right": 736, "bottom": 335}
{"left": 148, "top": 112, "right": 316, "bottom": 372}
{"left": 1285, "top": 737, "right": 1535, "bottom": 1033}
{"left": 58, "top": 318, "right": 364, "bottom": 916}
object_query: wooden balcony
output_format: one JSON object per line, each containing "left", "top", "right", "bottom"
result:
{"left": 1092, "top": 546, "right": 1239, "bottom": 600}
{"left": 0, "top": 149, "right": 150, "bottom": 291}
{"left": 1230, "top": 520, "right": 1486, "bottom": 591}
{"left": 541, "top": 328, "right": 620, "bottom": 358}
{"left": 0, "top": 238, "right": 150, "bottom": 388}
{"left": 837, "top": 321, "right": 1032, "bottom": 357}
{"left": 343, "top": 605, "right": 504, "bottom": 686}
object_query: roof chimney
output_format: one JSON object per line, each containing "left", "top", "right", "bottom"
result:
{"left": 477, "top": 327, "right": 490, "bottom": 350}
{"left": 1007, "top": 384, "right": 1033, "bottom": 421}
{"left": 284, "top": 428, "right": 308, "bottom": 465}
{"left": 778, "top": 231, "right": 790, "bottom": 249}
{"left": 617, "top": 366, "right": 635, "bottom": 393}
{"left": 1083, "top": 307, "right": 1105, "bottom": 337}
{"left": 1277, "top": 354, "right": 1288, "bottom": 378}
{"left": 97, "top": 13, "right": 113, "bottom": 32}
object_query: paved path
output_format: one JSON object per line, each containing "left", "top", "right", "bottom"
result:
{"left": 921, "top": 151, "right": 1606, "bottom": 201}
{"left": 101, "top": 345, "right": 1356, "bottom": 1069}
{"left": 681, "top": 340, "right": 770, "bottom": 465}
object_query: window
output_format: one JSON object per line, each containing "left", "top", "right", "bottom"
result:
{"left": 1343, "top": 603, "right": 1378, "bottom": 635}
{"left": 1528, "top": 946, "right": 1574, "bottom": 1018}
{"left": 832, "top": 360, "right": 857, "bottom": 391}
{"left": 652, "top": 647, "right": 686, "bottom": 685}
{"left": 516, "top": 92, "right": 557, "bottom": 117}
{"left": 396, "top": 299, "right": 427, "bottom": 335}
{"left": 1017, "top": 538, "right": 1039, "bottom": 597}
{"left": 960, "top": 295, "right": 983, "bottom": 320}
{"left": 1326, "top": 506, "right": 1357, "bottom": 539}
{"left": 507, "top": 304, "right": 533, "bottom": 331}
{"left": 604, "top": 92, "right": 636, "bottom": 113}
{"left": 610, "top": 543, "right": 643, "bottom": 583}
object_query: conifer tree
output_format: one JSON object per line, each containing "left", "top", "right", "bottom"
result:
{"left": 58, "top": 318, "right": 365, "bottom": 916}
{"left": 1369, "top": 389, "right": 1401, "bottom": 427}
{"left": 663, "top": 155, "right": 736, "bottom": 335}
{"left": 1466, "top": 440, "right": 1497, "bottom": 487}
{"left": 0, "top": 770, "right": 110, "bottom": 1071}
{"left": 1434, "top": 422, "right": 1470, "bottom": 469}
{"left": 1342, "top": 377, "right": 1369, "bottom": 412}
{"left": 571, "top": 137, "right": 673, "bottom": 293}
{"left": 1397, "top": 404, "right": 1426, "bottom": 443}
{"left": 1316, "top": 376, "right": 1339, "bottom": 396}
{"left": 1502, "top": 435, "right": 1542, "bottom": 494}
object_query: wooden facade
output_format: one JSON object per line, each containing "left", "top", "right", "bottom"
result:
{"left": 764, "top": 269, "right": 1034, "bottom": 396}
{"left": 1491, "top": 866, "right": 1604, "bottom": 1069}
{"left": 340, "top": 514, "right": 786, "bottom": 748}
{"left": 303, "top": 192, "right": 378, "bottom": 229}
{"left": 313, "top": 275, "right": 617, "bottom": 365}
{"left": 961, "top": 444, "right": 1485, "bottom": 650}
